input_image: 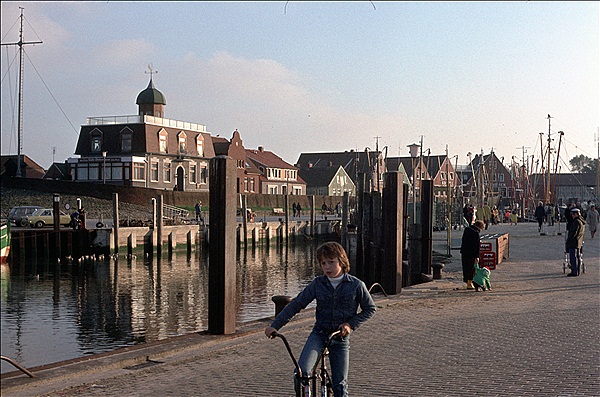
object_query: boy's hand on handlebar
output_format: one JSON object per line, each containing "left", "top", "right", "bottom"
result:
{"left": 338, "top": 323, "right": 352, "bottom": 337}
{"left": 265, "top": 326, "right": 278, "bottom": 338}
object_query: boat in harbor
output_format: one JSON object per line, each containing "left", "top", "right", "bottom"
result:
{"left": 0, "top": 222, "right": 10, "bottom": 263}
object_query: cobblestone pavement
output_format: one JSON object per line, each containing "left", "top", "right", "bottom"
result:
{"left": 2, "top": 222, "right": 599, "bottom": 397}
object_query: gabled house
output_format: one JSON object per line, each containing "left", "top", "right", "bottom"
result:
{"left": 385, "top": 156, "right": 429, "bottom": 201}
{"left": 68, "top": 77, "right": 215, "bottom": 191}
{"left": 463, "top": 152, "right": 514, "bottom": 206}
{"left": 43, "top": 162, "right": 71, "bottom": 180}
{"left": 212, "top": 130, "right": 262, "bottom": 194}
{"left": 424, "top": 155, "right": 459, "bottom": 201}
{"left": 299, "top": 165, "right": 355, "bottom": 196}
{"left": 0, "top": 154, "right": 45, "bottom": 179}
{"left": 296, "top": 150, "right": 386, "bottom": 192}
{"left": 246, "top": 147, "right": 306, "bottom": 195}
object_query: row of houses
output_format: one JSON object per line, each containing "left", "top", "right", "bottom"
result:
{"left": 1, "top": 78, "right": 595, "bottom": 206}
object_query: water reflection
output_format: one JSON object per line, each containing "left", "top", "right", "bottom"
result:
{"left": 1, "top": 241, "right": 323, "bottom": 373}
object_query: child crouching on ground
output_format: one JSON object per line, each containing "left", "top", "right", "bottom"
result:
{"left": 473, "top": 261, "right": 492, "bottom": 291}
{"left": 265, "top": 241, "right": 376, "bottom": 397}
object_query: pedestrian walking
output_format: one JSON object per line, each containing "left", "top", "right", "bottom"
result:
{"left": 460, "top": 219, "right": 485, "bottom": 290}
{"left": 565, "top": 208, "right": 585, "bottom": 277}
{"left": 195, "top": 201, "right": 204, "bottom": 224}
{"left": 535, "top": 202, "right": 546, "bottom": 232}
{"left": 585, "top": 204, "right": 598, "bottom": 239}
{"left": 265, "top": 241, "right": 376, "bottom": 397}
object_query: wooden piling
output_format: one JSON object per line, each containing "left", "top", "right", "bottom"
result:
{"left": 113, "top": 193, "right": 119, "bottom": 256}
{"left": 381, "top": 172, "right": 404, "bottom": 294}
{"left": 157, "top": 195, "right": 163, "bottom": 256}
{"left": 421, "top": 179, "right": 433, "bottom": 275}
{"left": 208, "top": 156, "right": 237, "bottom": 335}
{"left": 53, "top": 193, "right": 61, "bottom": 258}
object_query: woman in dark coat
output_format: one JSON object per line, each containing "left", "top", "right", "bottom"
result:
{"left": 534, "top": 202, "right": 546, "bottom": 232}
{"left": 460, "top": 220, "right": 485, "bottom": 289}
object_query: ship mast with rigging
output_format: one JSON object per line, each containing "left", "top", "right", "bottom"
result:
{"left": 1, "top": 7, "right": 42, "bottom": 177}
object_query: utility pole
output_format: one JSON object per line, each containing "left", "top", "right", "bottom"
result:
{"left": 1, "top": 8, "right": 42, "bottom": 177}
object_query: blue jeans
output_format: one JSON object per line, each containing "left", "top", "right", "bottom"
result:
{"left": 568, "top": 248, "right": 581, "bottom": 275}
{"left": 295, "top": 331, "right": 350, "bottom": 397}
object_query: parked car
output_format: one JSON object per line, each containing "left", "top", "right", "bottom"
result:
{"left": 26, "top": 208, "right": 71, "bottom": 228}
{"left": 8, "top": 206, "right": 44, "bottom": 226}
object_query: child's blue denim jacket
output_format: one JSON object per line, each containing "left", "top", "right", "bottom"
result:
{"left": 271, "top": 273, "right": 376, "bottom": 334}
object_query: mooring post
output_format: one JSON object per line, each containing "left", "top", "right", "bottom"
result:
{"left": 284, "top": 194, "right": 289, "bottom": 242}
{"left": 341, "top": 192, "right": 349, "bottom": 251}
{"left": 112, "top": 193, "right": 119, "bottom": 256}
{"left": 421, "top": 179, "right": 433, "bottom": 276}
{"left": 157, "top": 195, "right": 163, "bottom": 257}
{"left": 208, "top": 156, "right": 237, "bottom": 335}
{"left": 382, "top": 172, "right": 404, "bottom": 294}
{"left": 53, "top": 193, "right": 61, "bottom": 259}
{"left": 310, "top": 195, "right": 315, "bottom": 237}
{"left": 241, "top": 194, "right": 248, "bottom": 247}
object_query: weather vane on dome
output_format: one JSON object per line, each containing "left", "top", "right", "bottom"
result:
{"left": 145, "top": 63, "right": 158, "bottom": 78}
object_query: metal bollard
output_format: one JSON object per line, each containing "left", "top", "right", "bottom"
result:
{"left": 271, "top": 295, "right": 292, "bottom": 316}
{"left": 432, "top": 263, "right": 445, "bottom": 280}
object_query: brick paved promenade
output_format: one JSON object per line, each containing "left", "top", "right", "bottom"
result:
{"left": 2, "top": 222, "right": 599, "bottom": 396}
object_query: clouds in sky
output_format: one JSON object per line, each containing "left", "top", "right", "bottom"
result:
{"left": 1, "top": 2, "right": 598, "bottom": 169}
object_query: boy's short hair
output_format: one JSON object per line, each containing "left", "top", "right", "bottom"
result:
{"left": 473, "top": 220, "right": 485, "bottom": 230}
{"left": 316, "top": 241, "right": 350, "bottom": 273}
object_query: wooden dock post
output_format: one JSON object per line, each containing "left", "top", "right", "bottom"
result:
{"left": 382, "top": 172, "right": 404, "bottom": 294}
{"left": 208, "top": 156, "right": 237, "bottom": 335}
{"left": 241, "top": 194, "right": 248, "bottom": 247}
{"left": 309, "top": 195, "right": 315, "bottom": 237}
{"left": 420, "top": 179, "right": 433, "bottom": 275}
{"left": 53, "top": 193, "right": 61, "bottom": 259}
{"left": 112, "top": 193, "right": 119, "bottom": 256}
{"left": 156, "top": 195, "right": 163, "bottom": 257}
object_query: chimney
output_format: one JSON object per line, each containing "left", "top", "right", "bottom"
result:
{"left": 258, "top": 146, "right": 264, "bottom": 152}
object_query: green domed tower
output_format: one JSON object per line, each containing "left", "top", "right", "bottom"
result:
{"left": 136, "top": 77, "right": 166, "bottom": 118}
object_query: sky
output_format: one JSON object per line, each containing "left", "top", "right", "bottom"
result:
{"left": 1, "top": 1, "right": 598, "bottom": 173}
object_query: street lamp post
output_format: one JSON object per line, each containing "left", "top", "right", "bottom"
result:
{"left": 408, "top": 143, "right": 421, "bottom": 222}
{"left": 102, "top": 151, "right": 107, "bottom": 184}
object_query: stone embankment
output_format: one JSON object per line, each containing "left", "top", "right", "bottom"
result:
{"left": 1, "top": 186, "right": 154, "bottom": 222}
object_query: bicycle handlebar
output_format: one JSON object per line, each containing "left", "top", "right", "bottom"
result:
{"left": 272, "top": 330, "right": 343, "bottom": 379}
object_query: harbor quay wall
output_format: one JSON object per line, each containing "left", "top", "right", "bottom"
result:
{"left": 3, "top": 177, "right": 345, "bottom": 210}
{"left": 8, "top": 220, "right": 341, "bottom": 263}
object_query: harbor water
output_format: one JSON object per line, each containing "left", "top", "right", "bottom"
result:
{"left": 1, "top": 241, "right": 324, "bottom": 374}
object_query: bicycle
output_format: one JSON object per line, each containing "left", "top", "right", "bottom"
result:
{"left": 271, "top": 330, "right": 342, "bottom": 397}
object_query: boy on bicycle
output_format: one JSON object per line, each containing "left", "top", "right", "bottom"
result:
{"left": 265, "top": 241, "right": 376, "bottom": 397}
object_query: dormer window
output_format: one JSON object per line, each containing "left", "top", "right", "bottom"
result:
{"left": 196, "top": 134, "right": 204, "bottom": 156}
{"left": 178, "top": 131, "right": 187, "bottom": 153}
{"left": 90, "top": 129, "right": 102, "bottom": 152}
{"left": 159, "top": 129, "right": 168, "bottom": 153}
{"left": 121, "top": 128, "right": 132, "bottom": 152}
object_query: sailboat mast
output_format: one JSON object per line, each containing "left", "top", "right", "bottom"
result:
{"left": 17, "top": 8, "right": 25, "bottom": 177}
{"left": 546, "top": 114, "right": 552, "bottom": 204}
{"left": 0, "top": 7, "right": 42, "bottom": 177}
